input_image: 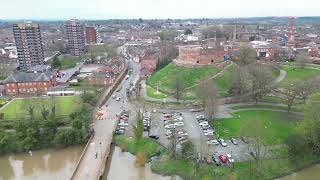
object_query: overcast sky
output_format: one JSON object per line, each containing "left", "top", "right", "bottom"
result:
{"left": 1, "top": 0, "right": 320, "bottom": 20}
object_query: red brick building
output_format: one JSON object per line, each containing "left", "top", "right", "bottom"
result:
{"left": 85, "top": 27, "right": 97, "bottom": 45}
{"left": 4, "top": 72, "right": 55, "bottom": 96}
{"left": 175, "top": 45, "right": 224, "bottom": 67}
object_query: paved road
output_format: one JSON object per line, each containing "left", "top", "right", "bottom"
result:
{"left": 71, "top": 60, "right": 140, "bottom": 180}
{"left": 57, "top": 62, "right": 84, "bottom": 83}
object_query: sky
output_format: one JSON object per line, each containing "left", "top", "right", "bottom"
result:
{"left": 1, "top": 0, "right": 320, "bottom": 20}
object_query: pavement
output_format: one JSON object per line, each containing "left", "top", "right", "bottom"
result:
{"left": 71, "top": 57, "right": 140, "bottom": 179}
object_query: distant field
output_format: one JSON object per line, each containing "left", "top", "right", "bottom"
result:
{"left": 147, "top": 63, "right": 221, "bottom": 96}
{"left": 213, "top": 110, "right": 301, "bottom": 144}
{"left": 0, "top": 96, "right": 81, "bottom": 120}
{"left": 280, "top": 66, "right": 320, "bottom": 86}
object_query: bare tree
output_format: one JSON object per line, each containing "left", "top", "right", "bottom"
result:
{"left": 172, "top": 74, "right": 185, "bottom": 101}
{"left": 235, "top": 46, "right": 257, "bottom": 66}
{"left": 170, "top": 129, "right": 178, "bottom": 159}
{"left": 196, "top": 77, "right": 219, "bottom": 120}
{"left": 229, "top": 67, "right": 251, "bottom": 96}
{"left": 247, "top": 64, "right": 274, "bottom": 103}
{"left": 296, "top": 76, "right": 320, "bottom": 103}
{"left": 282, "top": 84, "right": 300, "bottom": 113}
{"left": 296, "top": 53, "right": 311, "bottom": 69}
{"left": 241, "top": 119, "right": 272, "bottom": 177}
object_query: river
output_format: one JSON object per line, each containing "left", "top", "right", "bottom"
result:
{"left": 278, "top": 164, "right": 320, "bottom": 180}
{"left": 103, "top": 146, "right": 180, "bottom": 180}
{"left": 0, "top": 145, "right": 84, "bottom": 180}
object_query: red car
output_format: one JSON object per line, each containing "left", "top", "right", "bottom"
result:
{"left": 164, "top": 114, "right": 172, "bottom": 118}
{"left": 219, "top": 155, "right": 229, "bottom": 164}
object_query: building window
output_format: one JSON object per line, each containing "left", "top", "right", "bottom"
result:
{"left": 197, "top": 61, "right": 199, "bottom": 63}
{"left": 12, "top": 89, "right": 16, "bottom": 92}
{"left": 8, "top": 89, "right": 11, "bottom": 92}
{"left": 11, "top": 84, "right": 15, "bottom": 87}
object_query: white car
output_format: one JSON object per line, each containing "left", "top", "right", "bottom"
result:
{"left": 118, "top": 122, "right": 128, "bottom": 127}
{"left": 207, "top": 139, "right": 219, "bottom": 145}
{"left": 112, "top": 94, "right": 116, "bottom": 99}
{"left": 204, "top": 131, "right": 214, "bottom": 136}
{"left": 174, "top": 122, "right": 184, "bottom": 127}
{"left": 196, "top": 114, "right": 205, "bottom": 119}
{"left": 175, "top": 116, "right": 183, "bottom": 121}
{"left": 227, "top": 154, "right": 235, "bottom": 163}
{"left": 165, "top": 124, "right": 176, "bottom": 129}
{"left": 116, "top": 97, "right": 121, "bottom": 101}
{"left": 199, "top": 121, "right": 209, "bottom": 126}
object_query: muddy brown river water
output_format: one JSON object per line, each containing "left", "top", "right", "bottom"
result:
{"left": 0, "top": 145, "right": 84, "bottom": 180}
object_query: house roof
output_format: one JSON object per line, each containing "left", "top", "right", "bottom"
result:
{"left": 4, "top": 72, "right": 53, "bottom": 83}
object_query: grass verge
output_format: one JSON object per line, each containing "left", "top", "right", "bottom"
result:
{"left": 114, "top": 135, "right": 162, "bottom": 158}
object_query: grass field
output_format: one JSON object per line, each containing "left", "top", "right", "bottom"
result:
{"left": 146, "top": 85, "right": 167, "bottom": 99}
{"left": 147, "top": 63, "right": 221, "bottom": 95}
{"left": 60, "top": 56, "right": 83, "bottom": 69}
{"left": 213, "top": 110, "right": 301, "bottom": 144}
{"left": 281, "top": 66, "right": 320, "bottom": 86}
{"left": 0, "top": 96, "right": 81, "bottom": 120}
{"left": 230, "top": 104, "right": 302, "bottom": 112}
{"left": 213, "top": 64, "right": 235, "bottom": 97}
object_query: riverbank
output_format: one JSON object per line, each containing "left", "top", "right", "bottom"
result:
{"left": 114, "top": 135, "right": 320, "bottom": 180}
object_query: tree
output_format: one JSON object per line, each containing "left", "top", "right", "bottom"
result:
{"left": 51, "top": 56, "right": 62, "bottom": 69}
{"left": 181, "top": 141, "right": 195, "bottom": 160}
{"left": 172, "top": 74, "right": 185, "bottom": 101}
{"left": 184, "top": 28, "right": 193, "bottom": 35}
{"left": 240, "top": 119, "right": 271, "bottom": 177}
{"left": 235, "top": 46, "right": 257, "bottom": 66}
{"left": 299, "top": 94, "right": 320, "bottom": 155}
{"left": 159, "top": 30, "right": 177, "bottom": 41}
{"left": 169, "top": 129, "right": 178, "bottom": 159}
{"left": 296, "top": 76, "right": 320, "bottom": 103}
{"left": 296, "top": 53, "right": 311, "bottom": 69}
{"left": 282, "top": 84, "right": 299, "bottom": 113}
{"left": 196, "top": 77, "right": 219, "bottom": 120}
{"left": 285, "top": 134, "right": 308, "bottom": 161}
{"left": 247, "top": 64, "right": 273, "bottom": 103}
{"left": 229, "top": 66, "right": 251, "bottom": 96}
{"left": 133, "top": 111, "right": 143, "bottom": 141}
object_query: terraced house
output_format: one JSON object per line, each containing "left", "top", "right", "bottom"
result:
{"left": 3, "top": 72, "right": 56, "bottom": 96}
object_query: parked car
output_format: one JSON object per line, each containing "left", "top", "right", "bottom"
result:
{"left": 231, "top": 138, "right": 238, "bottom": 145}
{"left": 207, "top": 139, "right": 219, "bottom": 145}
{"left": 165, "top": 124, "right": 176, "bottom": 129}
{"left": 149, "top": 135, "right": 159, "bottom": 140}
{"left": 115, "top": 129, "right": 124, "bottom": 135}
{"left": 204, "top": 131, "right": 214, "bottom": 136}
{"left": 218, "top": 139, "right": 227, "bottom": 147}
{"left": 212, "top": 155, "right": 221, "bottom": 166}
{"left": 118, "top": 122, "right": 128, "bottom": 127}
{"left": 174, "top": 122, "right": 184, "bottom": 127}
{"left": 196, "top": 114, "right": 205, "bottom": 120}
{"left": 112, "top": 94, "right": 116, "bottom": 99}
{"left": 164, "top": 114, "right": 172, "bottom": 118}
{"left": 199, "top": 121, "right": 209, "bottom": 127}
{"left": 116, "top": 97, "right": 121, "bottom": 101}
{"left": 125, "top": 75, "right": 130, "bottom": 80}
{"left": 227, "top": 154, "right": 235, "bottom": 163}
{"left": 250, "top": 151, "right": 257, "bottom": 160}
{"left": 241, "top": 136, "right": 248, "bottom": 143}
{"left": 219, "top": 155, "right": 229, "bottom": 164}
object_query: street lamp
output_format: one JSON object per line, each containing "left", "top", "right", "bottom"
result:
{"left": 99, "top": 142, "right": 102, "bottom": 159}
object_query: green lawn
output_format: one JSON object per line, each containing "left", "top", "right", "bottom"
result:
{"left": 60, "top": 56, "right": 83, "bottom": 69}
{"left": 281, "top": 66, "right": 320, "bottom": 86}
{"left": 147, "top": 63, "right": 221, "bottom": 95}
{"left": 0, "top": 96, "right": 81, "bottom": 120}
{"left": 213, "top": 64, "right": 235, "bottom": 97}
{"left": 114, "top": 135, "right": 161, "bottom": 158}
{"left": 230, "top": 104, "right": 302, "bottom": 112}
{"left": 146, "top": 85, "right": 168, "bottom": 99}
{"left": 213, "top": 110, "right": 301, "bottom": 144}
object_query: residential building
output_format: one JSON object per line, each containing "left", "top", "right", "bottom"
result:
{"left": 4, "top": 72, "right": 55, "bottom": 96}
{"left": 66, "top": 19, "right": 85, "bottom": 57}
{"left": 13, "top": 22, "right": 44, "bottom": 70}
{"left": 85, "top": 26, "right": 97, "bottom": 44}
